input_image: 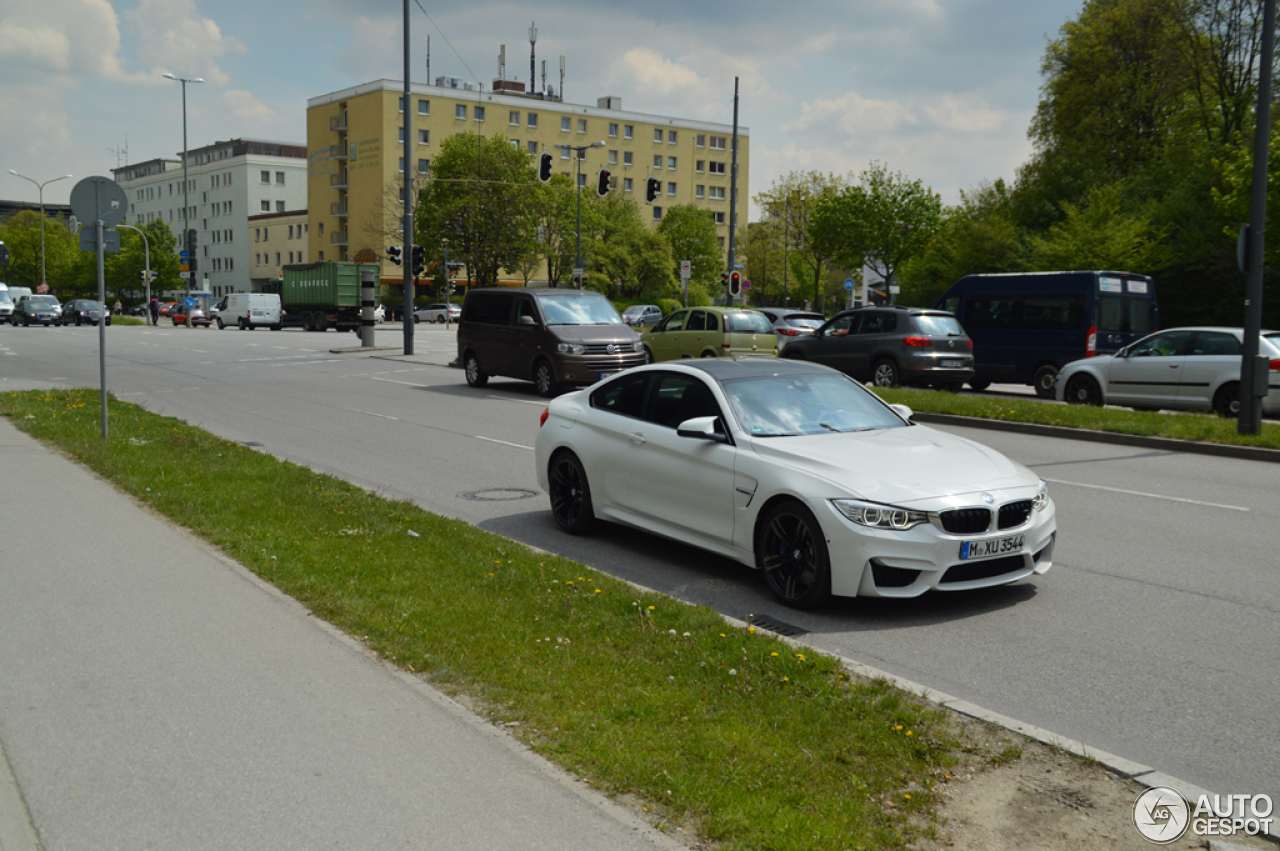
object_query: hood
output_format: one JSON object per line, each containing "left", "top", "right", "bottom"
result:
{"left": 747, "top": 425, "right": 1035, "bottom": 505}
{"left": 550, "top": 324, "right": 640, "bottom": 345}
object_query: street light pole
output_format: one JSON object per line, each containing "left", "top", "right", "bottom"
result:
{"left": 7, "top": 170, "right": 72, "bottom": 291}
{"left": 163, "top": 73, "right": 204, "bottom": 292}
{"left": 554, "top": 140, "right": 604, "bottom": 288}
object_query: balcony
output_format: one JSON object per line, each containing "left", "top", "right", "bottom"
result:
{"left": 330, "top": 230, "right": 348, "bottom": 246}
{"left": 330, "top": 115, "right": 348, "bottom": 132}
{"left": 330, "top": 201, "right": 348, "bottom": 218}
{"left": 329, "top": 172, "right": 348, "bottom": 189}
{"left": 330, "top": 144, "right": 348, "bottom": 161}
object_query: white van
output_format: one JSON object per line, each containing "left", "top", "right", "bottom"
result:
{"left": 2, "top": 286, "right": 32, "bottom": 324}
{"left": 219, "top": 292, "right": 281, "bottom": 330}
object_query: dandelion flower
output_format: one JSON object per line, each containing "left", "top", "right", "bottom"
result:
{"left": 748, "top": 626, "right": 756, "bottom": 634}
{"left": 796, "top": 653, "right": 806, "bottom": 661}
{"left": 648, "top": 605, "right": 655, "bottom": 611}
{"left": 770, "top": 652, "right": 779, "bottom": 657}
{"left": 906, "top": 730, "right": 913, "bottom": 736}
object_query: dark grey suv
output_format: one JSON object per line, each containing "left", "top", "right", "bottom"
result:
{"left": 780, "top": 306, "right": 974, "bottom": 389}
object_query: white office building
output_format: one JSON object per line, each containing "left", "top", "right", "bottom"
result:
{"left": 112, "top": 139, "right": 308, "bottom": 296}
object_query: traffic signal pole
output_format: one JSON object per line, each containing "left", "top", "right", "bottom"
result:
{"left": 725, "top": 77, "right": 740, "bottom": 305}
{"left": 402, "top": 0, "right": 415, "bottom": 355}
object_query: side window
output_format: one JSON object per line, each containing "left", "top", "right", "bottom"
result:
{"left": 704, "top": 312, "right": 719, "bottom": 332}
{"left": 515, "top": 298, "right": 538, "bottom": 327}
{"left": 825, "top": 314, "right": 857, "bottom": 336}
{"left": 964, "top": 298, "right": 1021, "bottom": 331}
{"left": 646, "top": 374, "right": 722, "bottom": 429}
{"left": 660, "top": 311, "right": 688, "bottom": 333}
{"left": 591, "top": 373, "right": 649, "bottom": 419}
{"left": 858, "top": 313, "right": 890, "bottom": 334}
{"left": 687, "top": 310, "right": 707, "bottom": 332}
{"left": 462, "top": 293, "right": 515, "bottom": 325}
{"left": 1191, "top": 332, "right": 1242, "bottom": 356}
{"left": 1128, "top": 331, "right": 1190, "bottom": 357}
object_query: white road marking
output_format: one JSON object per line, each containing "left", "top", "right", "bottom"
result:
{"left": 487, "top": 395, "right": 548, "bottom": 406}
{"left": 338, "top": 406, "right": 399, "bottom": 421}
{"left": 366, "top": 375, "right": 430, "bottom": 387}
{"left": 1042, "top": 478, "right": 1250, "bottom": 512}
{"left": 476, "top": 436, "right": 535, "bottom": 451}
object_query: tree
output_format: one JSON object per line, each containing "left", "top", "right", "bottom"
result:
{"left": 1026, "top": 182, "right": 1168, "bottom": 271}
{"left": 529, "top": 175, "right": 581, "bottom": 287}
{"left": 810, "top": 162, "right": 943, "bottom": 293}
{"left": 585, "top": 195, "right": 677, "bottom": 301}
{"left": 656, "top": 205, "right": 721, "bottom": 294}
{"left": 415, "top": 134, "right": 540, "bottom": 286}
{"left": 753, "top": 171, "right": 844, "bottom": 312}
{"left": 105, "top": 219, "right": 180, "bottom": 302}
{"left": 0, "top": 210, "right": 79, "bottom": 292}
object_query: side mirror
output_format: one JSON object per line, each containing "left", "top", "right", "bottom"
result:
{"left": 889, "top": 404, "right": 914, "bottom": 423}
{"left": 676, "top": 415, "right": 729, "bottom": 443}
{"left": 1116, "top": 346, "right": 1129, "bottom": 358}
{"left": 518, "top": 314, "right": 537, "bottom": 327}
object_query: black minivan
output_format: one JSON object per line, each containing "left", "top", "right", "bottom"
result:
{"left": 457, "top": 288, "right": 646, "bottom": 397}
{"left": 933, "top": 271, "right": 1159, "bottom": 396}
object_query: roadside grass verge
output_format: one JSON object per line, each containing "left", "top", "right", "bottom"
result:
{"left": 874, "top": 386, "right": 1280, "bottom": 449}
{"left": 1, "top": 388, "right": 960, "bottom": 851}
{"left": 108, "top": 316, "right": 146, "bottom": 326}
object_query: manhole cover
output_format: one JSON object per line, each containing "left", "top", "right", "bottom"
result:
{"left": 747, "top": 613, "right": 809, "bottom": 637}
{"left": 457, "top": 488, "right": 540, "bottom": 502}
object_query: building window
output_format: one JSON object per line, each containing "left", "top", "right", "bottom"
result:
{"left": 288, "top": 225, "right": 293, "bottom": 239}
{"left": 319, "top": 250, "right": 324, "bottom": 261}
{"left": 317, "top": 223, "right": 323, "bottom": 236}
{"left": 577, "top": 173, "right": 586, "bottom": 188}
{"left": 668, "top": 130, "right": 677, "bottom": 144}
{"left": 560, "top": 147, "right": 570, "bottom": 160}
{"left": 653, "top": 206, "right": 662, "bottom": 220}
{"left": 510, "top": 139, "right": 520, "bottom": 149}
{"left": 418, "top": 158, "right": 430, "bottom": 174}
{"left": 528, "top": 112, "right": 538, "bottom": 127}
{"left": 398, "top": 127, "right": 405, "bottom": 142}
{"left": 713, "top": 212, "right": 726, "bottom": 225}
{"left": 609, "top": 123, "right": 618, "bottom": 137}
{"left": 455, "top": 104, "right": 467, "bottom": 119}
{"left": 695, "top": 185, "right": 704, "bottom": 198}
{"left": 654, "top": 129, "right": 663, "bottom": 143}
{"left": 255, "top": 228, "right": 260, "bottom": 242}
{"left": 696, "top": 134, "right": 706, "bottom": 147}
{"left": 624, "top": 124, "right": 633, "bottom": 139}
{"left": 275, "top": 172, "right": 284, "bottom": 184}
{"left": 696, "top": 160, "right": 705, "bottom": 173}
{"left": 398, "top": 96, "right": 405, "bottom": 112}
{"left": 709, "top": 186, "right": 725, "bottom": 200}
{"left": 398, "top": 157, "right": 405, "bottom": 173}
{"left": 653, "top": 155, "right": 662, "bottom": 168}
{"left": 474, "top": 106, "right": 485, "bottom": 121}
{"left": 561, "top": 117, "right": 571, "bottom": 131}
{"left": 709, "top": 161, "right": 726, "bottom": 175}
{"left": 509, "top": 110, "right": 520, "bottom": 125}
{"left": 224, "top": 201, "right": 231, "bottom": 213}
{"left": 608, "top": 150, "right": 618, "bottom": 164}
{"left": 668, "top": 157, "right": 677, "bottom": 170}
{"left": 260, "top": 200, "right": 270, "bottom": 211}
{"left": 527, "top": 141, "right": 538, "bottom": 154}
{"left": 276, "top": 201, "right": 285, "bottom": 212}
{"left": 710, "top": 136, "right": 727, "bottom": 150}
{"left": 260, "top": 170, "right": 270, "bottom": 183}
{"left": 623, "top": 151, "right": 633, "bottom": 166}
{"left": 578, "top": 118, "right": 588, "bottom": 134}
{"left": 717, "top": 236, "right": 725, "bottom": 249}
{"left": 667, "top": 182, "right": 676, "bottom": 195}
{"left": 623, "top": 177, "right": 633, "bottom": 192}
{"left": 419, "top": 129, "right": 430, "bottom": 144}
{"left": 418, "top": 99, "right": 429, "bottom": 115}
{"left": 276, "top": 252, "right": 281, "bottom": 265}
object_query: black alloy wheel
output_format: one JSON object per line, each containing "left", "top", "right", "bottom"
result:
{"left": 1064, "top": 374, "right": 1103, "bottom": 406}
{"left": 1213, "top": 383, "right": 1241, "bottom": 418}
{"left": 1033, "top": 364, "right": 1059, "bottom": 399}
{"left": 534, "top": 359, "right": 558, "bottom": 397}
{"left": 548, "top": 452, "right": 596, "bottom": 534}
{"left": 872, "top": 359, "right": 900, "bottom": 388}
{"left": 464, "top": 352, "right": 488, "bottom": 387}
{"left": 757, "top": 501, "right": 831, "bottom": 609}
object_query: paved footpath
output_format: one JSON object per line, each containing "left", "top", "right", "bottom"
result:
{"left": 0, "top": 418, "right": 683, "bottom": 851}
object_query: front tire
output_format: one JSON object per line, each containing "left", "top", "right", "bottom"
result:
{"left": 534, "top": 359, "right": 559, "bottom": 397}
{"left": 1064, "top": 374, "right": 1103, "bottom": 406}
{"left": 757, "top": 501, "right": 831, "bottom": 609}
{"left": 968, "top": 380, "right": 991, "bottom": 391}
{"left": 239, "top": 317, "right": 248, "bottom": 331}
{"left": 642, "top": 346, "right": 655, "bottom": 364}
{"left": 548, "top": 452, "right": 597, "bottom": 535}
{"left": 1033, "top": 364, "right": 1059, "bottom": 399}
{"left": 872, "top": 359, "right": 900, "bottom": 388}
{"left": 217, "top": 317, "right": 225, "bottom": 330}
{"left": 464, "top": 352, "right": 489, "bottom": 387}
{"left": 1213, "top": 383, "right": 1241, "bottom": 418}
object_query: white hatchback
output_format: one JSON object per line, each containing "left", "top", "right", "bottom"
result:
{"left": 535, "top": 358, "right": 1055, "bottom": 609}
{"left": 1056, "top": 327, "right": 1280, "bottom": 417}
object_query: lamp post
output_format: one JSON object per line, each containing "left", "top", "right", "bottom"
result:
{"left": 7, "top": 171, "right": 72, "bottom": 291}
{"left": 554, "top": 140, "right": 604, "bottom": 288}
{"left": 162, "top": 73, "right": 203, "bottom": 284}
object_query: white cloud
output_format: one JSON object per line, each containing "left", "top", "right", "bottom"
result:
{"left": 220, "top": 89, "right": 281, "bottom": 126}
{"left": 617, "top": 49, "right": 704, "bottom": 98}
{"left": 126, "top": 0, "right": 245, "bottom": 86}
{"left": 783, "top": 91, "right": 920, "bottom": 138}
{"left": 0, "top": 0, "right": 144, "bottom": 82}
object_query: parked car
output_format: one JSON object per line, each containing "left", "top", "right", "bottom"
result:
{"left": 415, "top": 303, "right": 459, "bottom": 324}
{"left": 1056, "top": 327, "right": 1280, "bottom": 417}
{"left": 639, "top": 307, "right": 777, "bottom": 362}
{"left": 126, "top": 304, "right": 148, "bottom": 317}
{"left": 535, "top": 358, "right": 1055, "bottom": 609}
{"left": 158, "top": 302, "right": 180, "bottom": 317}
{"left": 458, "top": 288, "right": 645, "bottom": 397}
{"left": 781, "top": 306, "right": 974, "bottom": 390}
{"left": 0, "top": 290, "right": 13, "bottom": 322}
{"left": 621, "top": 304, "right": 663, "bottom": 328}
{"left": 171, "top": 305, "right": 212, "bottom": 328}
{"left": 751, "top": 307, "right": 826, "bottom": 350}
{"left": 60, "top": 299, "right": 111, "bottom": 326}
{"left": 14, "top": 295, "right": 62, "bottom": 327}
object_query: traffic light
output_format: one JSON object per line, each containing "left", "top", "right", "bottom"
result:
{"left": 140, "top": 270, "right": 148, "bottom": 282}
{"left": 410, "top": 245, "right": 426, "bottom": 277}
{"left": 186, "top": 229, "right": 197, "bottom": 249}
{"left": 538, "top": 151, "right": 553, "bottom": 183}
{"left": 596, "top": 168, "right": 612, "bottom": 197}
{"left": 728, "top": 272, "right": 742, "bottom": 297}
{"left": 386, "top": 245, "right": 402, "bottom": 266}
{"left": 645, "top": 177, "right": 660, "bottom": 204}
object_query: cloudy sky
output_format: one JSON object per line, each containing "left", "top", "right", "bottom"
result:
{"left": 1, "top": 0, "right": 1084, "bottom": 216}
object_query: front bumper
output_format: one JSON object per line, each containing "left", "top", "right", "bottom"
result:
{"left": 820, "top": 496, "right": 1056, "bottom": 599}
{"left": 556, "top": 353, "right": 647, "bottom": 386}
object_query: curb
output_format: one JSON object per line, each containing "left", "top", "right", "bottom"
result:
{"left": 0, "top": 735, "right": 40, "bottom": 851}
{"left": 911, "top": 412, "right": 1280, "bottom": 464}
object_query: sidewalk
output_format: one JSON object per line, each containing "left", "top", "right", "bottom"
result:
{"left": 0, "top": 418, "right": 684, "bottom": 851}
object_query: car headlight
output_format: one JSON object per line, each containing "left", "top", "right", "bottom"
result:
{"left": 556, "top": 342, "right": 585, "bottom": 355}
{"left": 632, "top": 340, "right": 644, "bottom": 353}
{"left": 832, "top": 499, "right": 928, "bottom": 530}
{"left": 1033, "top": 481, "right": 1049, "bottom": 511}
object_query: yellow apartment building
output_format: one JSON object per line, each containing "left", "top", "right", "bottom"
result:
{"left": 306, "top": 78, "right": 749, "bottom": 287}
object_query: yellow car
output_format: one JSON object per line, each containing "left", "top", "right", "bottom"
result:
{"left": 640, "top": 306, "right": 778, "bottom": 362}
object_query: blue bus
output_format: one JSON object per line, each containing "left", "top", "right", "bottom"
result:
{"left": 933, "top": 271, "right": 1159, "bottom": 396}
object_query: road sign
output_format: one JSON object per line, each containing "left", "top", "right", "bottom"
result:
{"left": 69, "top": 176, "right": 127, "bottom": 229}
{"left": 572, "top": 267, "right": 585, "bottom": 278}
{"left": 184, "top": 297, "right": 197, "bottom": 308}
{"left": 680, "top": 260, "right": 691, "bottom": 279}
{"left": 742, "top": 280, "right": 752, "bottom": 291}
{"left": 179, "top": 271, "right": 191, "bottom": 279}
{"left": 180, "top": 250, "right": 191, "bottom": 260}
{"left": 844, "top": 279, "right": 855, "bottom": 291}
{"left": 37, "top": 283, "right": 49, "bottom": 293}
{"left": 180, "top": 264, "right": 190, "bottom": 272}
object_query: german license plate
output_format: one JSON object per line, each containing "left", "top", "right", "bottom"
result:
{"left": 960, "top": 534, "right": 1024, "bottom": 560}
{"left": 941, "top": 359, "right": 964, "bottom": 368}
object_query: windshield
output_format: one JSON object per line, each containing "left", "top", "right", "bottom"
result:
{"left": 0, "top": 292, "right": 11, "bottom": 305}
{"left": 31, "top": 296, "right": 59, "bottom": 307}
{"left": 783, "top": 314, "right": 824, "bottom": 329}
{"left": 539, "top": 293, "right": 622, "bottom": 325}
{"left": 913, "top": 314, "right": 965, "bottom": 336}
{"left": 722, "top": 373, "right": 908, "bottom": 437}
{"left": 723, "top": 312, "right": 774, "bottom": 334}
{"left": 622, "top": 306, "right": 646, "bottom": 316}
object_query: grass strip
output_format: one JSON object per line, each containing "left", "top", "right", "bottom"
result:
{"left": 1, "top": 388, "right": 961, "bottom": 851}
{"left": 874, "top": 386, "right": 1280, "bottom": 449}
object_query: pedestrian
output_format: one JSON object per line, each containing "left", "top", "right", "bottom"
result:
{"left": 112, "top": 299, "right": 122, "bottom": 316}
{"left": 149, "top": 297, "right": 159, "bottom": 326}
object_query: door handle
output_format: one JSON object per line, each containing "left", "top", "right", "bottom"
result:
{"left": 626, "top": 431, "right": 647, "bottom": 445}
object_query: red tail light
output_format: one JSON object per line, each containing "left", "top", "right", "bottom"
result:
{"left": 1270, "top": 359, "right": 1280, "bottom": 371}
{"left": 778, "top": 327, "right": 801, "bottom": 336}
{"left": 1086, "top": 325, "right": 1097, "bottom": 356}
{"left": 965, "top": 339, "right": 974, "bottom": 349}
{"left": 903, "top": 336, "right": 932, "bottom": 348}
{"left": 539, "top": 407, "right": 549, "bottom": 427}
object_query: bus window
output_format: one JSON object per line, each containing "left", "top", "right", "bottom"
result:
{"left": 1099, "top": 295, "right": 1155, "bottom": 335}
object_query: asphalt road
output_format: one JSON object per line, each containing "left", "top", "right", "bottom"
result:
{"left": 3, "top": 321, "right": 1276, "bottom": 807}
